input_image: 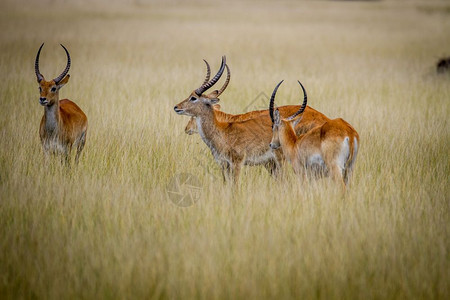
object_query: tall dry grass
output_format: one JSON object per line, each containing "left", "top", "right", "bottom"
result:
{"left": 0, "top": 0, "right": 449, "bottom": 299}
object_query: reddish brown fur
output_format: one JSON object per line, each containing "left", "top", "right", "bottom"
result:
{"left": 270, "top": 92, "right": 359, "bottom": 190}
{"left": 176, "top": 57, "right": 330, "bottom": 183}
{"left": 176, "top": 89, "right": 329, "bottom": 183}
{"left": 39, "top": 99, "right": 87, "bottom": 146}
{"left": 185, "top": 105, "right": 328, "bottom": 136}
{"left": 38, "top": 76, "right": 88, "bottom": 165}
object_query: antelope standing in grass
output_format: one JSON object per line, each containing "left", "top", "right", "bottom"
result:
{"left": 174, "top": 56, "right": 329, "bottom": 182}
{"left": 35, "top": 43, "right": 88, "bottom": 165}
{"left": 269, "top": 80, "right": 359, "bottom": 189}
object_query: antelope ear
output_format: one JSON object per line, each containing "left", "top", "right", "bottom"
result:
{"left": 292, "top": 114, "right": 304, "bottom": 127}
{"left": 57, "top": 74, "right": 70, "bottom": 87}
{"left": 274, "top": 109, "right": 281, "bottom": 125}
{"left": 212, "top": 104, "right": 221, "bottom": 111}
{"left": 207, "top": 90, "right": 219, "bottom": 98}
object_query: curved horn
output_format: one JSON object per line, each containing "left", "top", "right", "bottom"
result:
{"left": 35, "top": 43, "right": 45, "bottom": 82}
{"left": 195, "top": 56, "right": 226, "bottom": 95}
{"left": 286, "top": 80, "right": 308, "bottom": 121}
{"left": 201, "top": 59, "right": 211, "bottom": 86}
{"left": 53, "top": 44, "right": 71, "bottom": 84}
{"left": 216, "top": 64, "right": 230, "bottom": 97}
{"left": 269, "top": 80, "right": 284, "bottom": 124}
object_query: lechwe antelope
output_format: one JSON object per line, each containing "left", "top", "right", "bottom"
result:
{"left": 35, "top": 43, "right": 88, "bottom": 165}
{"left": 269, "top": 80, "right": 359, "bottom": 189}
{"left": 184, "top": 60, "right": 329, "bottom": 137}
{"left": 174, "top": 56, "right": 329, "bottom": 182}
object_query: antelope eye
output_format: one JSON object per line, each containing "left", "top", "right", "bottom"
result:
{"left": 51, "top": 87, "right": 57, "bottom": 92}
{"left": 189, "top": 96, "right": 197, "bottom": 101}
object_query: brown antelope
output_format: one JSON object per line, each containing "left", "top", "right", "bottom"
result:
{"left": 35, "top": 43, "right": 88, "bottom": 165}
{"left": 184, "top": 60, "right": 328, "bottom": 136}
{"left": 269, "top": 80, "right": 359, "bottom": 189}
{"left": 174, "top": 56, "right": 329, "bottom": 182}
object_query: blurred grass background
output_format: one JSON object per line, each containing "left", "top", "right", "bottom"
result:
{"left": 0, "top": 0, "right": 449, "bottom": 299}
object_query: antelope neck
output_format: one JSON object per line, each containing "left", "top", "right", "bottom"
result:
{"left": 44, "top": 100, "right": 60, "bottom": 136}
{"left": 280, "top": 123, "right": 298, "bottom": 159}
{"left": 195, "top": 109, "right": 224, "bottom": 153}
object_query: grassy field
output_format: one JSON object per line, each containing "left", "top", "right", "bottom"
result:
{"left": 0, "top": 0, "right": 449, "bottom": 299}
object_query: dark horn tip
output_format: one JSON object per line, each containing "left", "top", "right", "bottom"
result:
{"left": 36, "top": 43, "right": 44, "bottom": 54}
{"left": 60, "top": 44, "right": 69, "bottom": 52}
{"left": 297, "top": 80, "right": 307, "bottom": 95}
{"left": 273, "top": 80, "right": 284, "bottom": 93}
{"left": 270, "top": 80, "right": 284, "bottom": 104}
{"left": 274, "top": 80, "right": 284, "bottom": 91}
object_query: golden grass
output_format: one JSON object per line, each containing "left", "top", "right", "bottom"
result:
{"left": 0, "top": 0, "right": 449, "bottom": 299}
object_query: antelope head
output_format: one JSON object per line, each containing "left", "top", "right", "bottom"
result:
{"left": 35, "top": 43, "right": 71, "bottom": 107}
{"left": 174, "top": 56, "right": 230, "bottom": 117}
{"left": 269, "top": 80, "right": 308, "bottom": 150}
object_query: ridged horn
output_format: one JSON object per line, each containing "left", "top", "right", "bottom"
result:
{"left": 35, "top": 43, "right": 45, "bottom": 82}
{"left": 286, "top": 80, "right": 308, "bottom": 121}
{"left": 216, "top": 64, "right": 230, "bottom": 97}
{"left": 195, "top": 56, "right": 226, "bottom": 95}
{"left": 53, "top": 44, "right": 71, "bottom": 84}
{"left": 269, "top": 80, "right": 284, "bottom": 124}
{"left": 201, "top": 59, "right": 211, "bottom": 86}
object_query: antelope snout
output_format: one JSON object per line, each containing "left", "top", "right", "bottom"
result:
{"left": 39, "top": 97, "right": 48, "bottom": 106}
{"left": 174, "top": 106, "right": 184, "bottom": 114}
{"left": 269, "top": 142, "right": 280, "bottom": 150}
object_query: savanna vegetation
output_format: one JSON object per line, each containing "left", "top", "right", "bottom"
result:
{"left": 0, "top": 0, "right": 449, "bottom": 298}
